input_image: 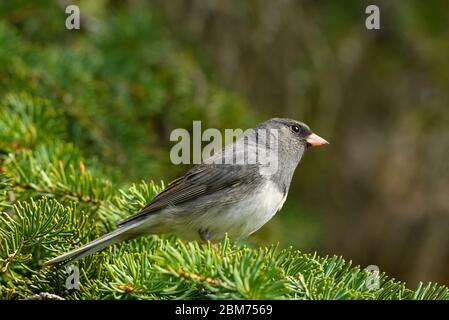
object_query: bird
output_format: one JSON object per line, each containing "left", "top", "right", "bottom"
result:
{"left": 43, "top": 118, "right": 328, "bottom": 266}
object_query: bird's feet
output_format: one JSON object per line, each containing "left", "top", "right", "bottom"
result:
{"left": 198, "top": 228, "right": 211, "bottom": 242}
{"left": 198, "top": 228, "right": 219, "bottom": 254}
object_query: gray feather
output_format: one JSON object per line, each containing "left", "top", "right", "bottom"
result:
{"left": 43, "top": 223, "right": 141, "bottom": 267}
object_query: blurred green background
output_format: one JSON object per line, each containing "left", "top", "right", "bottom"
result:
{"left": 1, "top": 0, "right": 448, "bottom": 286}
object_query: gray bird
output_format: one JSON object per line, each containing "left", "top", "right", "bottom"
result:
{"left": 44, "top": 118, "right": 328, "bottom": 266}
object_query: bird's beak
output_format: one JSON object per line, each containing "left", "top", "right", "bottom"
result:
{"left": 306, "top": 133, "right": 329, "bottom": 147}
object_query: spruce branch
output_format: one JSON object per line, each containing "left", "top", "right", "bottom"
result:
{"left": 3, "top": 143, "right": 114, "bottom": 208}
{"left": 0, "top": 93, "right": 65, "bottom": 149}
{"left": 0, "top": 198, "right": 94, "bottom": 274}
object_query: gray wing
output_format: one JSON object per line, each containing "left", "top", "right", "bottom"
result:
{"left": 118, "top": 164, "right": 260, "bottom": 226}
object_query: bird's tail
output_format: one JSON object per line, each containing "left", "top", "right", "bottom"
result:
{"left": 43, "top": 223, "right": 142, "bottom": 267}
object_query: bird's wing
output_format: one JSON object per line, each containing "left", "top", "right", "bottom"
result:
{"left": 118, "top": 164, "right": 260, "bottom": 226}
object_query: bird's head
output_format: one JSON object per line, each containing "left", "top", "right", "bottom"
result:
{"left": 255, "top": 118, "right": 329, "bottom": 161}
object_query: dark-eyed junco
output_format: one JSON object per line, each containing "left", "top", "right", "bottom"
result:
{"left": 44, "top": 118, "right": 328, "bottom": 266}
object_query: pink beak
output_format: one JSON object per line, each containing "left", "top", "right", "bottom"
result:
{"left": 306, "top": 133, "right": 329, "bottom": 147}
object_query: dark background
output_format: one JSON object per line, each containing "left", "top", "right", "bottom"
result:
{"left": 1, "top": 0, "right": 448, "bottom": 286}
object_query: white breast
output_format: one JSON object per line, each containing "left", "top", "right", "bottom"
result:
{"left": 201, "top": 180, "right": 287, "bottom": 240}
{"left": 149, "top": 180, "right": 288, "bottom": 241}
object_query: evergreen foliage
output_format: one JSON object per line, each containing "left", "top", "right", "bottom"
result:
{"left": 1, "top": 79, "right": 448, "bottom": 301}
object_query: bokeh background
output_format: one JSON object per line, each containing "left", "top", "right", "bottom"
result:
{"left": 1, "top": 0, "right": 448, "bottom": 286}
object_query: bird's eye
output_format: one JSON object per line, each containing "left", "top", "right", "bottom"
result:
{"left": 291, "top": 125, "right": 300, "bottom": 133}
